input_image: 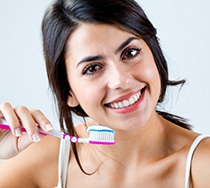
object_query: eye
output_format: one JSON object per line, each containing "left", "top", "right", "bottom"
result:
{"left": 122, "top": 47, "right": 141, "bottom": 60}
{"left": 82, "top": 63, "right": 103, "bottom": 76}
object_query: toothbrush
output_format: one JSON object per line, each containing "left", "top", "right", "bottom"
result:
{"left": 0, "top": 119, "right": 115, "bottom": 145}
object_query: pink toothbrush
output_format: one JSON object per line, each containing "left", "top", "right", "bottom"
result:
{"left": 0, "top": 119, "right": 115, "bottom": 145}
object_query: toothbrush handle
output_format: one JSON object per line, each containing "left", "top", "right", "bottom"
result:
{"left": 38, "top": 129, "right": 63, "bottom": 139}
{"left": 0, "top": 123, "right": 64, "bottom": 139}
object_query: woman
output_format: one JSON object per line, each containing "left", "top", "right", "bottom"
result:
{"left": 0, "top": 0, "right": 209, "bottom": 187}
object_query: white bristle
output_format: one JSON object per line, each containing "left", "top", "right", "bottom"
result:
{"left": 87, "top": 125, "right": 115, "bottom": 144}
{"left": 89, "top": 131, "right": 114, "bottom": 141}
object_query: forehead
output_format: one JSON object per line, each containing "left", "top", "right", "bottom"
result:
{"left": 65, "top": 23, "right": 135, "bottom": 56}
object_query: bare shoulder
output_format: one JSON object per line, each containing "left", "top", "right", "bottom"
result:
{"left": 0, "top": 135, "right": 60, "bottom": 188}
{"left": 191, "top": 135, "right": 210, "bottom": 187}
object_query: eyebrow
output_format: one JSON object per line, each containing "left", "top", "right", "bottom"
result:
{"left": 76, "top": 36, "right": 138, "bottom": 67}
{"left": 76, "top": 55, "right": 104, "bottom": 67}
{"left": 115, "top": 37, "right": 138, "bottom": 54}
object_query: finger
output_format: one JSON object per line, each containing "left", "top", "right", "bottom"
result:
{"left": 14, "top": 106, "right": 40, "bottom": 142}
{"left": 0, "top": 110, "right": 3, "bottom": 118}
{"left": 30, "top": 109, "right": 54, "bottom": 132}
{"left": 0, "top": 102, "right": 22, "bottom": 137}
{"left": 0, "top": 131, "right": 46, "bottom": 159}
{"left": 0, "top": 132, "right": 19, "bottom": 159}
{"left": 17, "top": 134, "right": 33, "bottom": 152}
{"left": 17, "top": 133, "right": 45, "bottom": 152}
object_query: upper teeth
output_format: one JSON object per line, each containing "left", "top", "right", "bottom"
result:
{"left": 109, "top": 91, "right": 141, "bottom": 109}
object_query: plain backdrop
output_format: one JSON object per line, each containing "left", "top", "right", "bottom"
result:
{"left": 0, "top": 0, "right": 209, "bottom": 134}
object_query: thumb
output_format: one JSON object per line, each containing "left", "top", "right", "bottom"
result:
{"left": 0, "top": 133, "right": 19, "bottom": 159}
{"left": 17, "top": 133, "right": 45, "bottom": 152}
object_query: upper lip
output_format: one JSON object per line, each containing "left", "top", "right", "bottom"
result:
{"left": 104, "top": 87, "right": 145, "bottom": 105}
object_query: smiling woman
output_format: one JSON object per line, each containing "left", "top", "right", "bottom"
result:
{"left": 0, "top": 0, "right": 210, "bottom": 188}
{"left": 64, "top": 23, "right": 162, "bottom": 128}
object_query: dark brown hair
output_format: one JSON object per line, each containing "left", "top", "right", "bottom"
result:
{"left": 42, "top": 0, "right": 191, "bottom": 173}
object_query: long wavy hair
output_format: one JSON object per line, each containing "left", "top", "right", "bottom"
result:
{"left": 42, "top": 0, "right": 191, "bottom": 173}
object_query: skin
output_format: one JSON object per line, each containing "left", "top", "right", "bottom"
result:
{"left": 65, "top": 24, "right": 161, "bottom": 133}
{"left": 0, "top": 23, "right": 210, "bottom": 188}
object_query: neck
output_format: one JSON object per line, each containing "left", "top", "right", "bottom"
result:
{"left": 94, "top": 113, "right": 169, "bottom": 166}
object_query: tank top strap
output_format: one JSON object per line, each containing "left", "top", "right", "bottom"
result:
{"left": 55, "top": 138, "right": 71, "bottom": 188}
{"left": 184, "top": 134, "right": 210, "bottom": 188}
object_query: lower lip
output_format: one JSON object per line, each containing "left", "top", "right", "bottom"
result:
{"left": 107, "top": 88, "right": 145, "bottom": 114}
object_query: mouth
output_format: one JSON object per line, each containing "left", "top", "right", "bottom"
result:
{"left": 105, "top": 87, "right": 145, "bottom": 109}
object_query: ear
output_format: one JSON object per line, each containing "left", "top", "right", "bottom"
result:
{"left": 67, "top": 92, "right": 79, "bottom": 107}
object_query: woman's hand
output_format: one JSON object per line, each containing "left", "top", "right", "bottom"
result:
{"left": 0, "top": 102, "right": 54, "bottom": 159}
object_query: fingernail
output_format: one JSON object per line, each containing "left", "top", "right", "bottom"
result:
{"left": 45, "top": 123, "right": 54, "bottom": 131}
{"left": 32, "top": 132, "right": 40, "bottom": 142}
{"left": 15, "top": 128, "right": 22, "bottom": 137}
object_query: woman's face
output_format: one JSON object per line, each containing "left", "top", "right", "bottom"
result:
{"left": 65, "top": 23, "right": 161, "bottom": 131}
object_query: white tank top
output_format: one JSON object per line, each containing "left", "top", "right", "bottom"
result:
{"left": 55, "top": 134, "right": 209, "bottom": 188}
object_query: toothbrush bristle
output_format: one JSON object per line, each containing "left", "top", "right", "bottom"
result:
{"left": 88, "top": 126, "right": 116, "bottom": 145}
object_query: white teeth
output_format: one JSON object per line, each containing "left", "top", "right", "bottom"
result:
{"left": 118, "top": 102, "right": 123, "bottom": 108}
{"left": 109, "top": 91, "right": 141, "bottom": 109}
{"left": 122, "top": 100, "right": 129, "bottom": 107}
{"left": 113, "top": 103, "right": 118, "bottom": 108}
{"left": 129, "top": 97, "right": 135, "bottom": 105}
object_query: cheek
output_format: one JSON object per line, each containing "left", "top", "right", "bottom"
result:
{"left": 70, "top": 79, "right": 103, "bottom": 109}
{"left": 140, "top": 59, "right": 160, "bottom": 80}
{"left": 141, "top": 62, "right": 161, "bottom": 94}
{"left": 66, "top": 66, "right": 104, "bottom": 111}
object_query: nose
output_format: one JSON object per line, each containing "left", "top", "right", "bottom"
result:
{"left": 107, "top": 63, "right": 133, "bottom": 90}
